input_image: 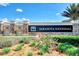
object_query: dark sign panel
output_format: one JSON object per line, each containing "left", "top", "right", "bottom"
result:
{"left": 28, "top": 25, "right": 73, "bottom": 32}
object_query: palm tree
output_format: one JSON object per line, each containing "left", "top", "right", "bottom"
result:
{"left": 62, "top": 3, "right": 79, "bottom": 21}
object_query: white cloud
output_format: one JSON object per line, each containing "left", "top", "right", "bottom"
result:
{"left": 0, "top": 3, "right": 9, "bottom": 7}
{"left": 0, "top": 18, "right": 30, "bottom": 23}
{"left": 15, "top": 18, "right": 30, "bottom": 22}
{"left": 22, "top": 18, "right": 30, "bottom": 21}
{"left": 15, "top": 18, "right": 21, "bottom": 22}
{"left": 1, "top": 18, "right": 9, "bottom": 23}
{"left": 16, "top": 8, "right": 23, "bottom": 12}
{"left": 56, "top": 13, "right": 60, "bottom": 16}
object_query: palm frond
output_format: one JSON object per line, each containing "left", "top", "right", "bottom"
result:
{"left": 62, "top": 3, "right": 79, "bottom": 20}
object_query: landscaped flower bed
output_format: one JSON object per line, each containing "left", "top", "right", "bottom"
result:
{"left": 0, "top": 35, "right": 78, "bottom": 56}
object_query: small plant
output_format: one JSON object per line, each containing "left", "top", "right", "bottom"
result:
{"left": 39, "top": 45, "right": 49, "bottom": 55}
{"left": 30, "top": 41, "right": 38, "bottom": 47}
{"left": 65, "top": 47, "right": 78, "bottom": 56}
{"left": 19, "top": 37, "right": 26, "bottom": 43}
{"left": 15, "top": 43, "right": 24, "bottom": 51}
{"left": 2, "top": 47, "right": 10, "bottom": 54}
{"left": 19, "top": 37, "right": 30, "bottom": 44}
{"left": 27, "top": 51, "right": 33, "bottom": 56}
{"left": 30, "top": 41, "right": 35, "bottom": 47}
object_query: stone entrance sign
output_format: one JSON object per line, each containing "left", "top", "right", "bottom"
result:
{"left": 0, "top": 21, "right": 79, "bottom": 35}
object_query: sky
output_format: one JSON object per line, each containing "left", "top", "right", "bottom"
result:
{"left": 0, "top": 3, "right": 70, "bottom": 22}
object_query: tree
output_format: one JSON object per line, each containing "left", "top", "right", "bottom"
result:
{"left": 62, "top": 3, "right": 79, "bottom": 21}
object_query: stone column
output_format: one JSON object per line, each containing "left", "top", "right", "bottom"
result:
{"left": 23, "top": 21, "right": 29, "bottom": 35}
{"left": 73, "top": 23, "right": 79, "bottom": 35}
{"left": 10, "top": 21, "right": 18, "bottom": 35}
{"left": 2, "top": 22, "right": 10, "bottom": 36}
{"left": 0, "top": 21, "right": 2, "bottom": 35}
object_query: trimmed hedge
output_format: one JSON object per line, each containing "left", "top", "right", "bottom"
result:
{"left": 51, "top": 36, "right": 79, "bottom": 46}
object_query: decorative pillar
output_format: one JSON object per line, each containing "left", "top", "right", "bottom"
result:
{"left": 1, "top": 22, "right": 10, "bottom": 36}
{"left": 23, "top": 21, "right": 29, "bottom": 35}
{"left": 73, "top": 23, "right": 79, "bottom": 35}
{"left": 0, "top": 21, "right": 1, "bottom": 34}
{"left": 10, "top": 21, "right": 15, "bottom": 35}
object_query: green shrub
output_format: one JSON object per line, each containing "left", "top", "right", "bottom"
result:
{"left": 65, "top": 47, "right": 78, "bottom": 56}
{"left": 39, "top": 45, "right": 49, "bottom": 55}
{"left": 58, "top": 43, "right": 79, "bottom": 56}
{"left": 2, "top": 47, "right": 10, "bottom": 54}
{"left": 58, "top": 43, "right": 73, "bottom": 52}
{"left": 27, "top": 51, "right": 33, "bottom": 56}
{"left": 15, "top": 43, "right": 24, "bottom": 51}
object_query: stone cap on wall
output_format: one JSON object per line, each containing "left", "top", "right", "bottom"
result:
{"left": 1, "top": 20, "right": 79, "bottom": 25}
{"left": 29, "top": 22, "right": 73, "bottom": 25}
